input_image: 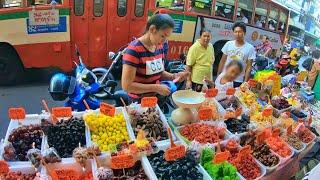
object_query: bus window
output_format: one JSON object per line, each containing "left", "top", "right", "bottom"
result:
{"left": 237, "top": 0, "right": 253, "bottom": 24}
{"left": 254, "top": 0, "right": 267, "bottom": 28}
{"left": 135, "top": 0, "right": 145, "bottom": 17}
{"left": 94, "top": 0, "right": 104, "bottom": 17}
{"left": 117, "top": 0, "right": 127, "bottom": 17}
{"left": 268, "top": 7, "right": 279, "bottom": 31}
{"left": 1, "top": 0, "right": 23, "bottom": 7}
{"left": 215, "top": 0, "right": 235, "bottom": 20}
{"left": 188, "top": 0, "right": 212, "bottom": 15}
{"left": 156, "top": 0, "right": 184, "bottom": 11}
{"left": 278, "top": 11, "right": 287, "bottom": 33}
{"left": 74, "top": 0, "right": 84, "bottom": 16}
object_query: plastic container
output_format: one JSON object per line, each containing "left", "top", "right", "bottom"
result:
{"left": 268, "top": 142, "right": 294, "bottom": 165}
{"left": 176, "top": 121, "right": 231, "bottom": 147}
{"left": 272, "top": 106, "right": 292, "bottom": 118}
{"left": 91, "top": 153, "right": 154, "bottom": 180}
{"left": 237, "top": 157, "right": 267, "bottom": 180}
{"left": 123, "top": 104, "right": 176, "bottom": 147}
{"left": 84, "top": 107, "right": 135, "bottom": 146}
{"left": 145, "top": 141, "right": 212, "bottom": 180}
{"left": 291, "top": 109, "right": 308, "bottom": 121}
{"left": 1, "top": 114, "right": 45, "bottom": 166}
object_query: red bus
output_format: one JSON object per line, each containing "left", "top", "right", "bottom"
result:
{"left": 0, "top": 0, "right": 288, "bottom": 85}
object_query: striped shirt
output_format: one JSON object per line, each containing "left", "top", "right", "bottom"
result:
{"left": 122, "top": 40, "right": 165, "bottom": 85}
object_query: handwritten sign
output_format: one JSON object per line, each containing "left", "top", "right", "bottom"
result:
{"left": 226, "top": 88, "right": 236, "bottom": 96}
{"left": 8, "top": 108, "right": 26, "bottom": 120}
{"left": 235, "top": 107, "right": 242, "bottom": 117}
{"left": 206, "top": 88, "right": 218, "bottom": 98}
{"left": 272, "top": 75, "right": 281, "bottom": 96}
{"left": 53, "top": 169, "right": 80, "bottom": 180}
{"left": 141, "top": 97, "right": 158, "bottom": 108}
{"left": 214, "top": 151, "right": 231, "bottom": 164}
{"left": 100, "top": 103, "right": 115, "bottom": 117}
{"left": 272, "top": 128, "right": 280, "bottom": 137}
{"left": 111, "top": 154, "right": 135, "bottom": 169}
{"left": 29, "top": 9, "right": 59, "bottom": 26}
{"left": 248, "top": 79, "right": 258, "bottom": 87}
{"left": 262, "top": 108, "right": 272, "bottom": 117}
{"left": 297, "top": 71, "right": 308, "bottom": 81}
{"left": 198, "top": 108, "right": 213, "bottom": 120}
{"left": 0, "top": 160, "right": 9, "bottom": 175}
{"left": 239, "top": 145, "right": 252, "bottom": 157}
{"left": 165, "top": 128, "right": 186, "bottom": 161}
{"left": 52, "top": 107, "right": 72, "bottom": 118}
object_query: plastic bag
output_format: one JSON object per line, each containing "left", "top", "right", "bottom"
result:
{"left": 42, "top": 147, "right": 61, "bottom": 164}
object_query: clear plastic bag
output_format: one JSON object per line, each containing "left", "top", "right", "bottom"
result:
{"left": 42, "top": 147, "right": 61, "bottom": 164}
{"left": 27, "top": 147, "right": 42, "bottom": 168}
{"left": 2, "top": 141, "right": 16, "bottom": 161}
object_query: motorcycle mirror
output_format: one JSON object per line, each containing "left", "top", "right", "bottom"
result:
{"left": 108, "top": 52, "right": 116, "bottom": 60}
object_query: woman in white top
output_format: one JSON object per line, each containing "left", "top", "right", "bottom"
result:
{"left": 204, "top": 61, "right": 243, "bottom": 101}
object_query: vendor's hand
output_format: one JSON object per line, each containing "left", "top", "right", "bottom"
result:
{"left": 174, "top": 71, "right": 190, "bottom": 82}
{"left": 185, "top": 80, "right": 192, "bottom": 90}
{"left": 156, "top": 84, "right": 171, "bottom": 96}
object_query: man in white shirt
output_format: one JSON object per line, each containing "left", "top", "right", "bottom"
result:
{"left": 240, "top": 11, "right": 248, "bottom": 24}
{"left": 217, "top": 22, "right": 256, "bottom": 87}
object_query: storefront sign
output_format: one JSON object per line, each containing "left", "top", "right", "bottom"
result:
{"left": 173, "top": 19, "right": 183, "bottom": 33}
{"left": 27, "top": 16, "right": 67, "bottom": 34}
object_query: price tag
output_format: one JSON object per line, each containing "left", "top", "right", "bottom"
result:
{"left": 287, "top": 125, "right": 293, "bottom": 135}
{"left": 165, "top": 145, "right": 186, "bottom": 161}
{"left": 262, "top": 108, "right": 272, "bottom": 117}
{"left": 205, "top": 88, "right": 218, "bottom": 98}
{"left": 256, "top": 132, "right": 265, "bottom": 144}
{"left": 272, "top": 128, "right": 280, "bottom": 137}
{"left": 213, "top": 151, "right": 231, "bottom": 164}
{"left": 53, "top": 169, "right": 80, "bottom": 180}
{"left": 8, "top": 108, "right": 26, "bottom": 120}
{"left": 198, "top": 108, "right": 213, "bottom": 120}
{"left": 100, "top": 103, "right": 115, "bottom": 117}
{"left": 297, "top": 71, "right": 308, "bottom": 81}
{"left": 52, "top": 107, "right": 72, "bottom": 118}
{"left": 141, "top": 97, "right": 158, "bottom": 108}
{"left": 239, "top": 145, "right": 252, "bottom": 157}
{"left": 0, "top": 160, "right": 9, "bottom": 175}
{"left": 111, "top": 154, "right": 135, "bottom": 169}
{"left": 165, "top": 128, "right": 186, "bottom": 161}
{"left": 235, "top": 107, "right": 242, "bottom": 117}
{"left": 226, "top": 88, "right": 236, "bottom": 96}
{"left": 248, "top": 79, "right": 258, "bottom": 87}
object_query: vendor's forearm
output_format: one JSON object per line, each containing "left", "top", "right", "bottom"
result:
{"left": 244, "top": 61, "right": 252, "bottom": 82}
{"left": 161, "top": 71, "right": 174, "bottom": 80}
{"left": 122, "top": 82, "right": 159, "bottom": 94}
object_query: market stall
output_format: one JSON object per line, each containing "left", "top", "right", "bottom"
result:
{"left": 0, "top": 74, "right": 319, "bottom": 180}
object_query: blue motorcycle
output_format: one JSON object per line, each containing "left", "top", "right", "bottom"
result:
{"left": 48, "top": 46, "right": 117, "bottom": 111}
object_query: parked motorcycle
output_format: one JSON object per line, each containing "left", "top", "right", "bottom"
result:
{"left": 48, "top": 46, "right": 117, "bottom": 111}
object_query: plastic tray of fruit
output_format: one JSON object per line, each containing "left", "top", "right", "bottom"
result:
{"left": 217, "top": 96, "right": 246, "bottom": 115}
{"left": 144, "top": 141, "right": 212, "bottom": 180}
{"left": 92, "top": 152, "right": 154, "bottom": 180}
{"left": 40, "top": 110, "right": 93, "bottom": 161}
{"left": 1, "top": 164, "right": 40, "bottom": 180}
{"left": 267, "top": 139, "right": 294, "bottom": 165}
{"left": 235, "top": 89, "right": 260, "bottom": 113}
{"left": 290, "top": 109, "right": 308, "bottom": 122}
{"left": 83, "top": 108, "right": 135, "bottom": 154}
{"left": 123, "top": 104, "right": 176, "bottom": 147}
{"left": 175, "top": 121, "right": 231, "bottom": 147}
{"left": 1, "top": 114, "right": 46, "bottom": 166}
{"left": 237, "top": 157, "right": 267, "bottom": 180}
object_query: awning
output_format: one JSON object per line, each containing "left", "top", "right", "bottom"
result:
{"left": 289, "top": 18, "right": 305, "bottom": 30}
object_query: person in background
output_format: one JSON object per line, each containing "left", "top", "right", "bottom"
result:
{"left": 186, "top": 28, "right": 215, "bottom": 92}
{"left": 204, "top": 61, "right": 243, "bottom": 101}
{"left": 283, "top": 36, "right": 291, "bottom": 52}
{"left": 308, "top": 50, "right": 320, "bottom": 100}
{"left": 216, "top": 6, "right": 226, "bottom": 18}
{"left": 240, "top": 10, "right": 248, "bottom": 24}
{"left": 254, "top": 15, "right": 263, "bottom": 28}
{"left": 268, "top": 20, "right": 275, "bottom": 31}
{"left": 217, "top": 22, "right": 256, "bottom": 87}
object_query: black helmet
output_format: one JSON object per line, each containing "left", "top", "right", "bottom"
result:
{"left": 49, "top": 73, "right": 76, "bottom": 101}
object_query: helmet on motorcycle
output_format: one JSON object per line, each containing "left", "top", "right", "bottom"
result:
{"left": 49, "top": 73, "right": 76, "bottom": 101}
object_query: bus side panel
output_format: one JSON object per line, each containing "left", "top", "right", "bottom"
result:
{"left": 14, "top": 42, "right": 72, "bottom": 71}
{"left": 0, "top": 7, "right": 72, "bottom": 71}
